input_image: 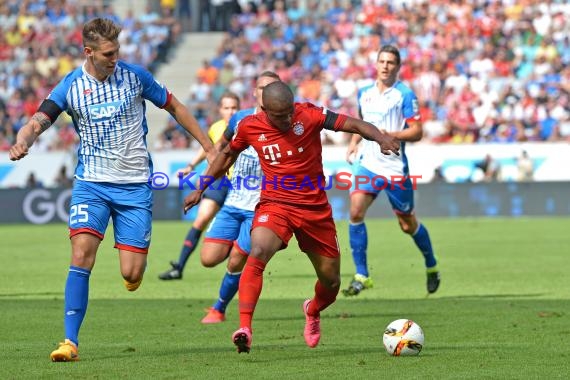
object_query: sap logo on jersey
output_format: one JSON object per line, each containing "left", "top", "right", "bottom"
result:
{"left": 89, "top": 101, "right": 123, "bottom": 122}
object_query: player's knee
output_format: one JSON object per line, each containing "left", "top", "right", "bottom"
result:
{"left": 349, "top": 207, "right": 366, "bottom": 222}
{"left": 227, "top": 255, "right": 246, "bottom": 272}
{"left": 398, "top": 219, "right": 415, "bottom": 235}
{"left": 200, "top": 256, "right": 218, "bottom": 268}
{"left": 70, "top": 251, "right": 95, "bottom": 269}
{"left": 321, "top": 274, "right": 341, "bottom": 290}
{"left": 249, "top": 246, "right": 273, "bottom": 262}
{"left": 200, "top": 249, "right": 227, "bottom": 267}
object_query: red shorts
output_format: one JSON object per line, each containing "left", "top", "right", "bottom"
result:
{"left": 252, "top": 201, "right": 340, "bottom": 258}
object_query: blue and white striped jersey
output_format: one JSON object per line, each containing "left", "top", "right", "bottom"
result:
{"left": 47, "top": 61, "right": 170, "bottom": 183}
{"left": 224, "top": 108, "right": 262, "bottom": 211}
{"left": 357, "top": 80, "right": 420, "bottom": 178}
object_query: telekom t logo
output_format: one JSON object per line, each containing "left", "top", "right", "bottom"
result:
{"left": 262, "top": 144, "right": 282, "bottom": 165}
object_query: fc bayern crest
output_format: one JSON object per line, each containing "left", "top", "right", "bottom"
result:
{"left": 293, "top": 122, "right": 304, "bottom": 136}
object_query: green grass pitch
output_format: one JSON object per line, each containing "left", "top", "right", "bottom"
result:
{"left": 1, "top": 218, "right": 569, "bottom": 379}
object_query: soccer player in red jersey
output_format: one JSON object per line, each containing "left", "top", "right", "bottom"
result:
{"left": 183, "top": 81, "right": 400, "bottom": 353}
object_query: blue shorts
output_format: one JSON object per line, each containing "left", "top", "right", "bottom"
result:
{"left": 202, "top": 178, "right": 229, "bottom": 207}
{"left": 204, "top": 205, "right": 254, "bottom": 254}
{"left": 69, "top": 180, "right": 153, "bottom": 252}
{"left": 350, "top": 165, "right": 415, "bottom": 215}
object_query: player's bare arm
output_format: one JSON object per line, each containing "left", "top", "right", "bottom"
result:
{"left": 9, "top": 112, "right": 52, "bottom": 161}
{"left": 389, "top": 119, "right": 423, "bottom": 142}
{"left": 164, "top": 94, "right": 216, "bottom": 163}
{"left": 183, "top": 144, "right": 240, "bottom": 213}
{"left": 341, "top": 116, "right": 400, "bottom": 156}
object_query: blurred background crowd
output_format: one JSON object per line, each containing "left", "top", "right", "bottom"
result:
{"left": 0, "top": 0, "right": 180, "bottom": 152}
{"left": 165, "top": 0, "right": 570, "bottom": 149}
{"left": 1, "top": 0, "right": 569, "bottom": 156}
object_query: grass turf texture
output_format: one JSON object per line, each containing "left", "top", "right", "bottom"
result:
{"left": 1, "top": 218, "right": 569, "bottom": 379}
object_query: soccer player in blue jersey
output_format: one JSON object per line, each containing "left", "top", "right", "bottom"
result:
{"left": 343, "top": 45, "right": 440, "bottom": 297}
{"left": 8, "top": 18, "right": 215, "bottom": 362}
{"left": 199, "top": 71, "right": 280, "bottom": 324}
{"left": 158, "top": 91, "right": 240, "bottom": 280}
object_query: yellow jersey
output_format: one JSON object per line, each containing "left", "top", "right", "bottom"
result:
{"left": 207, "top": 119, "right": 233, "bottom": 178}
{"left": 208, "top": 119, "right": 227, "bottom": 144}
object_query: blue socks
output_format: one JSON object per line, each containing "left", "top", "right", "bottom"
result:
{"left": 64, "top": 266, "right": 90, "bottom": 346}
{"left": 349, "top": 220, "right": 437, "bottom": 277}
{"left": 177, "top": 227, "right": 202, "bottom": 270}
{"left": 213, "top": 271, "right": 241, "bottom": 313}
{"left": 349, "top": 222, "right": 369, "bottom": 277}
{"left": 413, "top": 223, "right": 437, "bottom": 269}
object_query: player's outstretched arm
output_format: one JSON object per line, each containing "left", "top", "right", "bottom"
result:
{"left": 340, "top": 116, "right": 400, "bottom": 156}
{"left": 389, "top": 119, "right": 423, "bottom": 142}
{"left": 164, "top": 94, "right": 216, "bottom": 163}
{"left": 9, "top": 112, "right": 52, "bottom": 161}
{"left": 183, "top": 144, "right": 239, "bottom": 213}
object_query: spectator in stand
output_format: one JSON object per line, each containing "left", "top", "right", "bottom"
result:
{"left": 55, "top": 165, "right": 73, "bottom": 188}
{"left": 1, "top": 1, "right": 182, "bottom": 151}
{"left": 517, "top": 150, "right": 534, "bottom": 182}
{"left": 25, "top": 172, "right": 43, "bottom": 188}
{"left": 474, "top": 154, "right": 499, "bottom": 182}
{"left": 197, "top": 59, "right": 219, "bottom": 85}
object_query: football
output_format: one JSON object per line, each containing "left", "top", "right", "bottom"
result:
{"left": 382, "top": 319, "right": 425, "bottom": 356}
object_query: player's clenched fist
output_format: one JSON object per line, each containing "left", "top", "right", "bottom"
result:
{"left": 377, "top": 133, "right": 400, "bottom": 156}
{"left": 9, "top": 142, "right": 29, "bottom": 161}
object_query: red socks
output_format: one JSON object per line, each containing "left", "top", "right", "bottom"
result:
{"left": 307, "top": 280, "right": 339, "bottom": 316}
{"left": 238, "top": 256, "right": 267, "bottom": 330}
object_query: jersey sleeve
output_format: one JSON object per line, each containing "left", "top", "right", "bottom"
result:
{"left": 227, "top": 111, "right": 240, "bottom": 135}
{"left": 228, "top": 116, "right": 252, "bottom": 153}
{"left": 46, "top": 69, "right": 82, "bottom": 112}
{"left": 303, "top": 102, "right": 347, "bottom": 131}
{"left": 402, "top": 90, "right": 421, "bottom": 122}
{"left": 126, "top": 63, "right": 171, "bottom": 108}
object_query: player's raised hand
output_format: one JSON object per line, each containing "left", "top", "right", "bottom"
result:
{"left": 376, "top": 133, "right": 400, "bottom": 156}
{"left": 183, "top": 190, "right": 203, "bottom": 214}
{"left": 9, "top": 142, "right": 29, "bottom": 161}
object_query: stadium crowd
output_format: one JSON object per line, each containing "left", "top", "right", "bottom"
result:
{"left": 160, "top": 0, "right": 570, "bottom": 149}
{"left": 2, "top": 0, "right": 570, "bottom": 153}
{"left": 0, "top": 0, "right": 181, "bottom": 152}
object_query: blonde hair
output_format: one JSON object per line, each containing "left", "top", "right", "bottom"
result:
{"left": 82, "top": 18, "right": 121, "bottom": 49}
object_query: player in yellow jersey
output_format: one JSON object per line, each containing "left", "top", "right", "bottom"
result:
{"left": 159, "top": 92, "right": 240, "bottom": 280}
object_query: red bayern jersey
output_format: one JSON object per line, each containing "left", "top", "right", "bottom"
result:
{"left": 230, "top": 102, "right": 347, "bottom": 206}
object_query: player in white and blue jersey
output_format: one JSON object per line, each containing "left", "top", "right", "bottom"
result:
{"left": 342, "top": 45, "right": 440, "bottom": 297}
{"left": 199, "top": 71, "right": 280, "bottom": 324}
{"left": 9, "top": 18, "right": 214, "bottom": 362}
{"left": 158, "top": 92, "right": 240, "bottom": 281}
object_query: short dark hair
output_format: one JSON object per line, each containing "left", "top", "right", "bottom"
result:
{"left": 262, "top": 81, "right": 293, "bottom": 108}
{"left": 377, "top": 45, "right": 401, "bottom": 65}
{"left": 256, "top": 70, "right": 281, "bottom": 81}
{"left": 218, "top": 91, "right": 240, "bottom": 108}
{"left": 83, "top": 18, "right": 121, "bottom": 49}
